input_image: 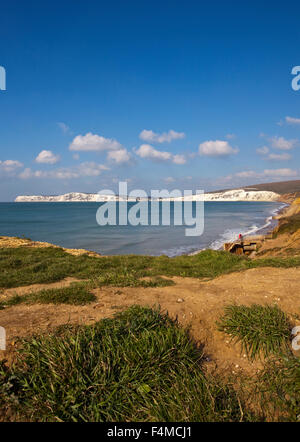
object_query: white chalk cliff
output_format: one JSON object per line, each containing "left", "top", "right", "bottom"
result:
{"left": 177, "top": 189, "right": 279, "bottom": 202}
{"left": 15, "top": 189, "right": 280, "bottom": 202}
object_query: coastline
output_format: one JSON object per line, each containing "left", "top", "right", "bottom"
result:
{"left": 220, "top": 196, "right": 300, "bottom": 258}
{"left": 188, "top": 201, "right": 289, "bottom": 255}
{"left": 0, "top": 201, "right": 291, "bottom": 258}
{"left": 242, "top": 201, "right": 289, "bottom": 237}
{"left": 1, "top": 200, "right": 300, "bottom": 422}
{"left": 0, "top": 199, "right": 285, "bottom": 257}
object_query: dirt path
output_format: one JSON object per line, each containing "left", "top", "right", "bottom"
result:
{"left": 1, "top": 267, "right": 300, "bottom": 373}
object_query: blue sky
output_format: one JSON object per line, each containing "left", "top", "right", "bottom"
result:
{"left": 1, "top": 0, "right": 300, "bottom": 200}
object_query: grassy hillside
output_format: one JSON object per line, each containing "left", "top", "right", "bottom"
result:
{"left": 1, "top": 245, "right": 300, "bottom": 421}
{"left": 2, "top": 247, "right": 300, "bottom": 292}
{"left": 211, "top": 179, "right": 300, "bottom": 196}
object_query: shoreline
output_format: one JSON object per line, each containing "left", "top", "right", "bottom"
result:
{"left": 188, "top": 201, "right": 289, "bottom": 255}
{"left": 243, "top": 201, "right": 289, "bottom": 237}
{"left": 0, "top": 201, "right": 291, "bottom": 258}
{"left": 220, "top": 197, "right": 300, "bottom": 257}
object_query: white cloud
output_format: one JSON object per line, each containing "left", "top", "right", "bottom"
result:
{"left": 135, "top": 144, "right": 186, "bottom": 164}
{"left": 257, "top": 145, "right": 291, "bottom": 161}
{"left": 266, "top": 153, "right": 291, "bottom": 161}
{"left": 235, "top": 168, "right": 297, "bottom": 179}
{"left": 270, "top": 136, "right": 298, "bottom": 150}
{"left": 256, "top": 146, "right": 269, "bottom": 155}
{"left": 35, "top": 169, "right": 79, "bottom": 179}
{"left": 69, "top": 132, "right": 122, "bottom": 152}
{"left": 199, "top": 140, "right": 239, "bottom": 157}
{"left": 19, "top": 162, "right": 109, "bottom": 180}
{"left": 35, "top": 150, "right": 60, "bottom": 164}
{"left": 79, "top": 162, "right": 110, "bottom": 177}
{"left": 164, "top": 177, "right": 175, "bottom": 183}
{"left": 235, "top": 170, "right": 260, "bottom": 179}
{"left": 226, "top": 133, "right": 236, "bottom": 139}
{"left": 263, "top": 168, "right": 297, "bottom": 177}
{"left": 107, "top": 148, "right": 131, "bottom": 164}
{"left": 57, "top": 122, "right": 71, "bottom": 134}
{"left": 173, "top": 154, "right": 186, "bottom": 165}
{"left": 0, "top": 160, "right": 23, "bottom": 173}
{"left": 73, "top": 153, "right": 80, "bottom": 160}
{"left": 285, "top": 116, "right": 300, "bottom": 125}
{"left": 19, "top": 168, "right": 33, "bottom": 179}
{"left": 139, "top": 129, "right": 185, "bottom": 144}
{"left": 136, "top": 144, "right": 171, "bottom": 161}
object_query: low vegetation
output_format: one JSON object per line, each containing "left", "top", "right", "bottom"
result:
{"left": 0, "top": 284, "right": 96, "bottom": 309}
{"left": 1, "top": 246, "right": 300, "bottom": 421}
{"left": 274, "top": 213, "right": 300, "bottom": 236}
{"left": 0, "top": 306, "right": 248, "bottom": 422}
{"left": 217, "top": 304, "right": 300, "bottom": 421}
{"left": 256, "top": 353, "right": 300, "bottom": 421}
{"left": 217, "top": 304, "right": 291, "bottom": 360}
{"left": 1, "top": 304, "right": 299, "bottom": 421}
{"left": 2, "top": 246, "right": 300, "bottom": 290}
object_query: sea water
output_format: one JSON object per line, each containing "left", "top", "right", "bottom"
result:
{"left": 0, "top": 201, "right": 285, "bottom": 256}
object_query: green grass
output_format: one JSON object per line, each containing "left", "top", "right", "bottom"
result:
{"left": 217, "top": 304, "right": 291, "bottom": 360}
{"left": 0, "top": 284, "right": 96, "bottom": 309}
{"left": 1, "top": 305, "right": 298, "bottom": 421}
{"left": 0, "top": 247, "right": 176, "bottom": 288}
{"left": 2, "top": 246, "right": 300, "bottom": 290}
{"left": 0, "top": 306, "right": 248, "bottom": 422}
{"left": 255, "top": 354, "right": 300, "bottom": 421}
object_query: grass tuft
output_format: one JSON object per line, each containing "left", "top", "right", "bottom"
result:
{"left": 255, "top": 354, "right": 300, "bottom": 421}
{"left": 217, "top": 304, "right": 291, "bottom": 360}
{"left": 0, "top": 284, "right": 96, "bottom": 308}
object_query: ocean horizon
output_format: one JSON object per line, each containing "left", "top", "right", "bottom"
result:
{"left": 0, "top": 201, "right": 285, "bottom": 256}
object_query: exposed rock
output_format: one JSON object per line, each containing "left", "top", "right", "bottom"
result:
{"left": 15, "top": 189, "right": 280, "bottom": 203}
